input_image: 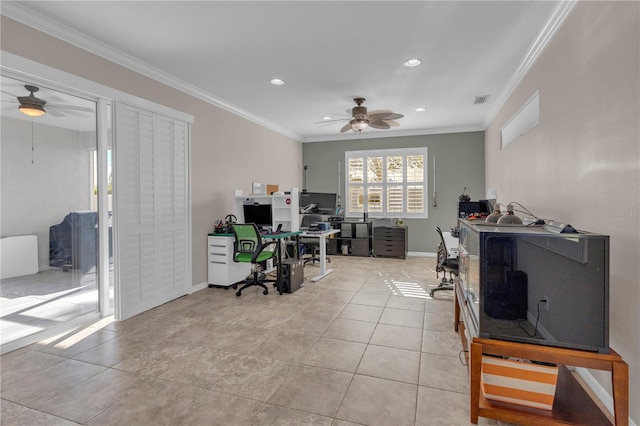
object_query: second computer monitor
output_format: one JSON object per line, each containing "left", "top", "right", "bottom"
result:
{"left": 299, "top": 192, "right": 337, "bottom": 214}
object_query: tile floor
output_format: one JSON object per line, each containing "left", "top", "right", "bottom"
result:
{"left": 1, "top": 256, "right": 502, "bottom": 425}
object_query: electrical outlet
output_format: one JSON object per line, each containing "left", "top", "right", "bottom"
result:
{"left": 543, "top": 296, "right": 550, "bottom": 311}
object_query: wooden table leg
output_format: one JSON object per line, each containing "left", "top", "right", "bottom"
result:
{"left": 612, "top": 359, "right": 629, "bottom": 426}
{"left": 470, "top": 341, "right": 482, "bottom": 424}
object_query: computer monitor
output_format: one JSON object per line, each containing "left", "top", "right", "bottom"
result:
{"left": 299, "top": 192, "right": 337, "bottom": 214}
{"left": 242, "top": 204, "right": 273, "bottom": 229}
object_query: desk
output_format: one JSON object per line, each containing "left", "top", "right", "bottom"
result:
{"left": 300, "top": 229, "right": 340, "bottom": 281}
{"left": 262, "top": 231, "right": 302, "bottom": 294}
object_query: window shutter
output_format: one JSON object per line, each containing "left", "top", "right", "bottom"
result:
{"left": 115, "top": 104, "right": 190, "bottom": 320}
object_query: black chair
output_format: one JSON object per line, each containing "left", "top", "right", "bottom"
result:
{"left": 431, "top": 226, "right": 459, "bottom": 298}
{"left": 300, "top": 214, "right": 330, "bottom": 266}
{"left": 231, "top": 223, "right": 278, "bottom": 296}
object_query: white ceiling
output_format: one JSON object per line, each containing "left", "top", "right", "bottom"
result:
{"left": 2, "top": 1, "right": 567, "bottom": 142}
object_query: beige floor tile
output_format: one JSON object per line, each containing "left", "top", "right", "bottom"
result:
{"left": 422, "top": 329, "right": 464, "bottom": 357}
{"left": 28, "top": 327, "right": 119, "bottom": 358}
{"left": 170, "top": 389, "right": 263, "bottom": 425}
{"left": 386, "top": 294, "right": 426, "bottom": 311}
{"left": 251, "top": 403, "right": 334, "bottom": 425}
{"left": 415, "top": 385, "right": 478, "bottom": 425}
{"left": 302, "top": 338, "right": 367, "bottom": 372}
{"left": 419, "top": 352, "right": 470, "bottom": 394}
{"left": 369, "top": 323, "right": 422, "bottom": 351}
{"left": 350, "top": 292, "right": 390, "bottom": 307}
{"left": 1, "top": 399, "right": 80, "bottom": 426}
{"left": 424, "top": 297, "right": 454, "bottom": 313}
{"left": 29, "top": 369, "right": 139, "bottom": 424}
{"left": 338, "top": 304, "right": 383, "bottom": 322}
{"left": 424, "top": 311, "right": 454, "bottom": 332}
{"left": 280, "top": 311, "right": 337, "bottom": 335}
{"left": 72, "top": 333, "right": 159, "bottom": 367}
{"left": 1, "top": 359, "right": 106, "bottom": 407}
{"left": 379, "top": 307, "right": 424, "bottom": 328}
{"left": 211, "top": 354, "right": 293, "bottom": 401}
{"left": 319, "top": 288, "right": 357, "bottom": 303}
{"left": 358, "top": 283, "right": 394, "bottom": 295}
{"left": 356, "top": 344, "right": 420, "bottom": 383}
{"left": 252, "top": 330, "right": 318, "bottom": 362}
{"left": 86, "top": 376, "right": 203, "bottom": 425}
{"left": 336, "top": 374, "right": 417, "bottom": 425}
{"left": 113, "top": 343, "right": 242, "bottom": 388}
{"left": 168, "top": 322, "right": 275, "bottom": 354}
{"left": 0, "top": 349, "right": 66, "bottom": 387}
{"left": 268, "top": 364, "right": 353, "bottom": 417}
{"left": 322, "top": 318, "right": 376, "bottom": 343}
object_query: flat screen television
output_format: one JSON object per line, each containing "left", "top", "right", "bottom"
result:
{"left": 299, "top": 192, "right": 337, "bottom": 214}
{"left": 242, "top": 204, "right": 272, "bottom": 230}
{"left": 458, "top": 219, "right": 610, "bottom": 353}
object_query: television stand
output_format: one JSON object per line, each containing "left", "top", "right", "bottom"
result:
{"left": 454, "top": 282, "right": 629, "bottom": 425}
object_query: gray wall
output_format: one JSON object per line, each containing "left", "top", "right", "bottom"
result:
{"left": 303, "top": 131, "right": 485, "bottom": 253}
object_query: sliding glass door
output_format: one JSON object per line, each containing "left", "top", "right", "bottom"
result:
{"left": 0, "top": 74, "right": 112, "bottom": 352}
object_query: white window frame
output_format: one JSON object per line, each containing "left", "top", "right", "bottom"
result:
{"left": 345, "top": 147, "right": 428, "bottom": 219}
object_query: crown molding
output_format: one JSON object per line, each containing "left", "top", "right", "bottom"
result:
{"left": 483, "top": 0, "right": 578, "bottom": 128}
{"left": 301, "top": 124, "right": 485, "bottom": 143}
{"left": 1, "top": 1, "right": 301, "bottom": 141}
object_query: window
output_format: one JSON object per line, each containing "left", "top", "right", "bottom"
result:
{"left": 345, "top": 147, "right": 428, "bottom": 218}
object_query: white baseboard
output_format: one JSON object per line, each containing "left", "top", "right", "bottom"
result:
{"left": 190, "top": 281, "right": 209, "bottom": 293}
{"left": 407, "top": 251, "right": 437, "bottom": 257}
{"left": 574, "top": 367, "right": 636, "bottom": 426}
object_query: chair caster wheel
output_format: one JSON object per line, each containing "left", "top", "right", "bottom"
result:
{"left": 233, "top": 284, "right": 238, "bottom": 289}
{"left": 236, "top": 291, "right": 241, "bottom": 297}
{"left": 263, "top": 290, "right": 269, "bottom": 295}
{"left": 430, "top": 290, "right": 435, "bottom": 298}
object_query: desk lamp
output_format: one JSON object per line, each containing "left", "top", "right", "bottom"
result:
{"left": 485, "top": 202, "right": 504, "bottom": 223}
{"left": 496, "top": 203, "right": 523, "bottom": 225}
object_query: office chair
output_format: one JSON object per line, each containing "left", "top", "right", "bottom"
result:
{"left": 431, "top": 226, "right": 459, "bottom": 298}
{"left": 231, "top": 223, "right": 278, "bottom": 297}
{"left": 300, "top": 214, "right": 330, "bottom": 266}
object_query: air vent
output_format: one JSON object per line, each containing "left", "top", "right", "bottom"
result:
{"left": 474, "top": 95, "right": 490, "bottom": 105}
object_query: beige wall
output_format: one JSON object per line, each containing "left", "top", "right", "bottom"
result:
{"left": 1, "top": 17, "right": 303, "bottom": 286}
{"left": 485, "top": 2, "right": 639, "bottom": 422}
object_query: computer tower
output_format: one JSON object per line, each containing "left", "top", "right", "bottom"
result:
{"left": 281, "top": 258, "right": 304, "bottom": 293}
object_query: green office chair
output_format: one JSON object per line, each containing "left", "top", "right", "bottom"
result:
{"left": 231, "top": 223, "right": 278, "bottom": 297}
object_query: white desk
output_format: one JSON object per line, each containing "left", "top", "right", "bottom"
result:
{"left": 300, "top": 228, "right": 340, "bottom": 281}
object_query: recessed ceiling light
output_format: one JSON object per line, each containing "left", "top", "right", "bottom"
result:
{"left": 270, "top": 78, "right": 285, "bottom": 85}
{"left": 322, "top": 116, "right": 332, "bottom": 120}
{"left": 414, "top": 107, "right": 427, "bottom": 112}
{"left": 403, "top": 58, "right": 422, "bottom": 67}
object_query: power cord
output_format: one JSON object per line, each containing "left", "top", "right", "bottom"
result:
{"left": 517, "top": 299, "right": 547, "bottom": 337}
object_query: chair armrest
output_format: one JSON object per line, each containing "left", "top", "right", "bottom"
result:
{"left": 251, "top": 240, "right": 279, "bottom": 263}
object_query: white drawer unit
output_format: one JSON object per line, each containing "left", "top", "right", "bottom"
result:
{"left": 207, "top": 235, "right": 250, "bottom": 287}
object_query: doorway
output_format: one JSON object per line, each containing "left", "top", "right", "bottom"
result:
{"left": 0, "top": 74, "right": 113, "bottom": 352}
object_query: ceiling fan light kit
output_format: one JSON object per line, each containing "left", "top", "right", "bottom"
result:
{"left": 18, "top": 85, "right": 47, "bottom": 117}
{"left": 339, "top": 98, "right": 404, "bottom": 134}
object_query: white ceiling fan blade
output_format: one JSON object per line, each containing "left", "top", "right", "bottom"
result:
{"left": 385, "top": 120, "right": 400, "bottom": 127}
{"left": 48, "top": 103, "right": 95, "bottom": 113}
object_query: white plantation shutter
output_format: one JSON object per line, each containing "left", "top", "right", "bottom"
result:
{"left": 115, "top": 104, "right": 190, "bottom": 320}
{"left": 345, "top": 148, "right": 428, "bottom": 219}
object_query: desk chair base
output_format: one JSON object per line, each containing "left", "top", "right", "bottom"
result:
{"left": 236, "top": 270, "right": 275, "bottom": 297}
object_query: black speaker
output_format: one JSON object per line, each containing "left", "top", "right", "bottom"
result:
{"left": 281, "top": 259, "right": 304, "bottom": 293}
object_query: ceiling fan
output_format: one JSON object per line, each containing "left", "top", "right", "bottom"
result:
{"left": 1, "top": 84, "right": 95, "bottom": 118}
{"left": 338, "top": 98, "right": 404, "bottom": 133}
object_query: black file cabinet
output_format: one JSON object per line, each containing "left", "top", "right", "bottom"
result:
{"left": 373, "top": 226, "right": 408, "bottom": 259}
